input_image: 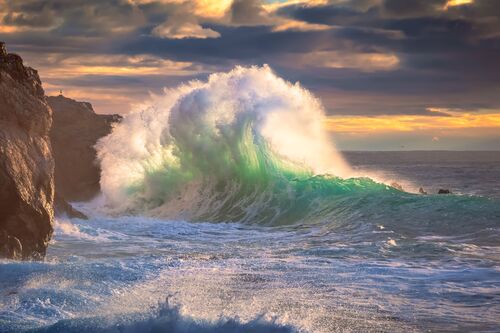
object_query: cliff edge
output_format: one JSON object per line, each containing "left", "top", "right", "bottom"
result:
{"left": 0, "top": 42, "right": 54, "bottom": 259}
{"left": 48, "top": 95, "right": 121, "bottom": 202}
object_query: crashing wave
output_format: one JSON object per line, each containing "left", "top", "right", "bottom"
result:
{"left": 96, "top": 66, "right": 499, "bottom": 230}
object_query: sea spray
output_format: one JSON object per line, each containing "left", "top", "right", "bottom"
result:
{"left": 95, "top": 66, "right": 499, "bottom": 232}
{"left": 97, "top": 66, "right": 359, "bottom": 218}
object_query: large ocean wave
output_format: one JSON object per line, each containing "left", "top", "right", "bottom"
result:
{"left": 96, "top": 66, "right": 500, "bottom": 235}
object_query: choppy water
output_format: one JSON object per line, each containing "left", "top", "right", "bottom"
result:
{"left": 1, "top": 151, "right": 499, "bottom": 333}
{"left": 1, "top": 67, "right": 500, "bottom": 332}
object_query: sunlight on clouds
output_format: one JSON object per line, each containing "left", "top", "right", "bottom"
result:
{"left": 152, "top": 21, "right": 220, "bottom": 39}
{"left": 129, "top": 0, "right": 232, "bottom": 19}
{"left": 101, "top": 0, "right": 337, "bottom": 36}
{"left": 193, "top": 0, "right": 233, "bottom": 18}
{"left": 272, "top": 20, "right": 331, "bottom": 32}
{"left": 0, "top": 25, "right": 19, "bottom": 33}
{"left": 444, "top": 0, "right": 474, "bottom": 9}
{"left": 263, "top": 0, "right": 328, "bottom": 12}
{"left": 43, "top": 82, "right": 145, "bottom": 114}
{"left": 29, "top": 54, "right": 195, "bottom": 78}
{"left": 324, "top": 109, "right": 500, "bottom": 134}
{"left": 289, "top": 51, "right": 400, "bottom": 71}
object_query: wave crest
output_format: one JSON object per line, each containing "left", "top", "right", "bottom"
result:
{"left": 97, "top": 65, "right": 374, "bottom": 222}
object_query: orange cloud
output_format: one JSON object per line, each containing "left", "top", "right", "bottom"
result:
{"left": 324, "top": 109, "right": 500, "bottom": 133}
{"left": 294, "top": 50, "right": 400, "bottom": 71}
{"left": 272, "top": 20, "right": 331, "bottom": 32}
{"left": 22, "top": 54, "right": 198, "bottom": 79}
{"left": 263, "top": 0, "right": 328, "bottom": 12}
{"left": 444, "top": 0, "right": 474, "bottom": 9}
{"left": 0, "top": 25, "right": 19, "bottom": 33}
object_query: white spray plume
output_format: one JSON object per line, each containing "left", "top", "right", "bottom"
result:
{"left": 97, "top": 65, "right": 352, "bottom": 213}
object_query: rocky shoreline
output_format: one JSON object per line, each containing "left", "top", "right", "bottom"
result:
{"left": 0, "top": 42, "right": 54, "bottom": 259}
{"left": 0, "top": 42, "right": 120, "bottom": 259}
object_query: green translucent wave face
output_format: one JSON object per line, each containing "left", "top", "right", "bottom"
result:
{"left": 122, "top": 110, "right": 500, "bottom": 235}
{"left": 97, "top": 66, "right": 500, "bottom": 240}
{"left": 125, "top": 111, "right": 399, "bottom": 223}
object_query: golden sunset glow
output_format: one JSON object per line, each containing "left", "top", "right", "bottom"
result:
{"left": 263, "top": 0, "right": 328, "bottom": 12}
{"left": 130, "top": 0, "right": 232, "bottom": 19}
{"left": 444, "top": 0, "right": 474, "bottom": 9}
{"left": 26, "top": 54, "right": 197, "bottom": 79}
{"left": 272, "top": 20, "right": 331, "bottom": 32}
{"left": 0, "top": 25, "right": 19, "bottom": 33}
{"left": 2, "top": 0, "right": 497, "bottom": 149}
{"left": 193, "top": 0, "right": 233, "bottom": 19}
{"left": 296, "top": 51, "right": 400, "bottom": 71}
{"left": 324, "top": 109, "right": 500, "bottom": 133}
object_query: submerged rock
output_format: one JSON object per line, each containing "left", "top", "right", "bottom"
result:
{"left": 48, "top": 95, "right": 121, "bottom": 202}
{"left": 54, "top": 193, "right": 88, "bottom": 220}
{"left": 0, "top": 42, "right": 54, "bottom": 259}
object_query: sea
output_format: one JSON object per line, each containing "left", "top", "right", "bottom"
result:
{"left": 0, "top": 151, "right": 499, "bottom": 333}
{"left": 1, "top": 67, "right": 499, "bottom": 332}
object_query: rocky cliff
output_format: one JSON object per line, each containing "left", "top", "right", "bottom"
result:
{"left": 48, "top": 95, "right": 121, "bottom": 202}
{"left": 0, "top": 42, "right": 54, "bottom": 259}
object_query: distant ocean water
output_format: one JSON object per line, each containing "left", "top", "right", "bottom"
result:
{"left": 344, "top": 150, "right": 500, "bottom": 199}
{"left": 1, "top": 67, "right": 499, "bottom": 333}
{"left": 0, "top": 151, "right": 498, "bottom": 333}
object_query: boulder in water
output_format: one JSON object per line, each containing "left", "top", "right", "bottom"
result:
{"left": 438, "top": 189, "right": 451, "bottom": 194}
{"left": 54, "top": 193, "right": 88, "bottom": 219}
{"left": 391, "top": 182, "right": 404, "bottom": 191}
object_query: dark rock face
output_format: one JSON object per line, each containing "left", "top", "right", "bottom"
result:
{"left": 0, "top": 42, "right": 54, "bottom": 259}
{"left": 54, "top": 193, "right": 88, "bottom": 220}
{"left": 48, "top": 95, "right": 121, "bottom": 202}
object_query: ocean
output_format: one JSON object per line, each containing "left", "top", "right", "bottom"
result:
{"left": 1, "top": 67, "right": 499, "bottom": 332}
{"left": 0, "top": 151, "right": 499, "bottom": 333}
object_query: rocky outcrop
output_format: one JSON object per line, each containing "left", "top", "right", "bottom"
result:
{"left": 0, "top": 42, "right": 54, "bottom": 259}
{"left": 54, "top": 193, "right": 87, "bottom": 219}
{"left": 48, "top": 95, "right": 121, "bottom": 202}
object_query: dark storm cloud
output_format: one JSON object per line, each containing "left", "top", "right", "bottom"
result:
{"left": 1, "top": 0, "right": 499, "bottom": 116}
{"left": 3, "top": 0, "right": 144, "bottom": 35}
{"left": 230, "top": 0, "right": 271, "bottom": 25}
{"left": 121, "top": 25, "right": 340, "bottom": 63}
{"left": 381, "top": 0, "right": 446, "bottom": 17}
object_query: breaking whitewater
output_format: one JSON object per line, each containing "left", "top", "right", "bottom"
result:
{"left": 1, "top": 66, "right": 499, "bottom": 333}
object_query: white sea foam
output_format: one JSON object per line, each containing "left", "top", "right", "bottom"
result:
{"left": 96, "top": 66, "right": 352, "bottom": 214}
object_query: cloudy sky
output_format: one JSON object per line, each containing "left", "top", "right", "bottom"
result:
{"left": 1, "top": 0, "right": 499, "bottom": 150}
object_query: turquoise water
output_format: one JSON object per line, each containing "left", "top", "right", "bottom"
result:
{"left": 1, "top": 152, "right": 499, "bottom": 332}
{"left": 1, "top": 66, "right": 499, "bottom": 332}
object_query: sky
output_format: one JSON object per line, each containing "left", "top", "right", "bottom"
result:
{"left": 1, "top": 0, "right": 499, "bottom": 150}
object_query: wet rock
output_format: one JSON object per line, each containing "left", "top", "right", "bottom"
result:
{"left": 54, "top": 193, "right": 88, "bottom": 219}
{"left": 48, "top": 95, "right": 121, "bottom": 202}
{"left": 438, "top": 189, "right": 451, "bottom": 194}
{"left": 0, "top": 42, "right": 54, "bottom": 259}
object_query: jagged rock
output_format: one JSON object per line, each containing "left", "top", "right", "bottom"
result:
{"left": 0, "top": 42, "right": 54, "bottom": 259}
{"left": 54, "top": 193, "right": 88, "bottom": 219}
{"left": 48, "top": 95, "right": 121, "bottom": 201}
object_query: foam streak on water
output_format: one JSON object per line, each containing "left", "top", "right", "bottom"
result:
{"left": 0, "top": 211, "right": 499, "bottom": 333}
{"left": 1, "top": 67, "right": 499, "bottom": 332}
